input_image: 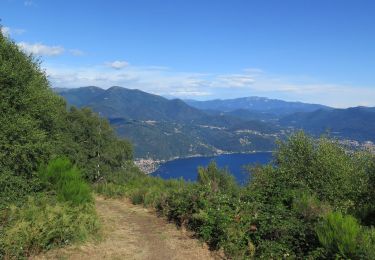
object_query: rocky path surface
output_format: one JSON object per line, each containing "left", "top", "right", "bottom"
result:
{"left": 32, "top": 196, "right": 218, "bottom": 260}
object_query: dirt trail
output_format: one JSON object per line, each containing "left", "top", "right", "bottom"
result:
{"left": 32, "top": 196, "right": 218, "bottom": 260}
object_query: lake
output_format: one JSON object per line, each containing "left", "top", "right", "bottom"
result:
{"left": 152, "top": 152, "right": 273, "bottom": 184}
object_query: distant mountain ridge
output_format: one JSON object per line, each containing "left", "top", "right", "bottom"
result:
{"left": 280, "top": 106, "right": 375, "bottom": 142}
{"left": 56, "top": 86, "right": 282, "bottom": 159}
{"left": 185, "top": 97, "right": 331, "bottom": 115}
{"left": 55, "top": 86, "right": 375, "bottom": 158}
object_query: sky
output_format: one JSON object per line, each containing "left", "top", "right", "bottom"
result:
{"left": 1, "top": 0, "right": 375, "bottom": 107}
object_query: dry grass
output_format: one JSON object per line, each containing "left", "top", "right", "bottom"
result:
{"left": 32, "top": 196, "right": 220, "bottom": 260}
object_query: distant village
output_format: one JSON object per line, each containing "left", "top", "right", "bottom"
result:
{"left": 339, "top": 139, "right": 375, "bottom": 154}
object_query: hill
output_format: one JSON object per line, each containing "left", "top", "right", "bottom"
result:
{"left": 57, "top": 87, "right": 282, "bottom": 159}
{"left": 58, "top": 86, "right": 210, "bottom": 123}
{"left": 280, "top": 106, "right": 375, "bottom": 141}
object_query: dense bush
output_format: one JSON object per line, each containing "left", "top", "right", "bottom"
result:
{"left": 0, "top": 30, "right": 66, "bottom": 177}
{"left": 61, "top": 107, "right": 133, "bottom": 181}
{"left": 0, "top": 158, "right": 100, "bottom": 258}
{"left": 197, "top": 161, "right": 238, "bottom": 193}
{"left": 0, "top": 171, "right": 42, "bottom": 210}
{"left": 0, "top": 29, "right": 131, "bottom": 258}
{"left": 38, "top": 157, "right": 92, "bottom": 205}
{"left": 316, "top": 212, "right": 360, "bottom": 258}
{"left": 316, "top": 211, "right": 375, "bottom": 259}
{"left": 0, "top": 30, "right": 133, "bottom": 183}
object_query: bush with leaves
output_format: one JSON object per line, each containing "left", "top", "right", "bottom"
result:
{"left": 38, "top": 157, "right": 93, "bottom": 205}
{"left": 61, "top": 107, "right": 133, "bottom": 181}
{"left": 197, "top": 161, "right": 238, "bottom": 194}
{"left": 0, "top": 30, "right": 67, "bottom": 177}
{"left": 316, "top": 212, "right": 362, "bottom": 258}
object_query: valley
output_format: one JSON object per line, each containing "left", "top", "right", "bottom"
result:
{"left": 56, "top": 86, "right": 375, "bottom": 160}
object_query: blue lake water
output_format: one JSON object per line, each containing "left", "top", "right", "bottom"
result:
{"left": 152, "top": 152, "right": 273, "bottom": 184}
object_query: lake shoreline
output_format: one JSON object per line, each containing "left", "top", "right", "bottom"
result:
{"left": 135, "top": 151, "right": 273, "bottom": 175}
{"left": 150, "top": 152, "right": 274, "bottom": 184}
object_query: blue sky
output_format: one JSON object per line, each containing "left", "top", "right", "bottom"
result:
{"left": 1, "top": 0, "right": 375, "bottom": 107}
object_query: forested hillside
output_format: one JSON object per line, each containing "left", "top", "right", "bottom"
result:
{"left": 0, "top": 29, "right": 135, "bottom": 258}
{"left": 280, "top": 107, "right": 375, "bottom": 142}
{"left": 56, "top": 87, "right": 282, "bottom": 159}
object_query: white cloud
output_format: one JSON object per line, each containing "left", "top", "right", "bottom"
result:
{"left": 169, "top": 90, "right": 211, "bottom": 97}
{"left": 1, "top": 27, "right": 10, "bottom": 36}
{"left": 106, "top": 60, "right": 129, "bottom": 70}
{"left": 69, "top": 49, "right": 85, "bottom": 56}
{"left": 1, "top": 26, "right": 25, "bottom": 37}
{"left": 17, "top": 42, "right": 64, "bottom": 56}
{"left": 216, "top": 74, "right": 255, "bottom": 88}
{"left": 43, "top": 63, "right": 375, "bottom": 107}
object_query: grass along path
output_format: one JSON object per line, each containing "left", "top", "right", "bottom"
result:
{"left": 32, "top": 196, "right": 218, "bottom": 260}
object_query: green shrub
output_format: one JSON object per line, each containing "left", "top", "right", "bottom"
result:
{"left": 38, "top": 157, "right": 92, "bottom": 204}
{"left": 0, "top": 171, "right": 42, "bottom": 210}
{"left": 293, "top": 191, "right": 331, "bottom": 221}
{"left": 316, "top": 212, "right": 361, "bottom": 258}
{"left": 358, "top": 228, "right": 375, "bottom": 259}
{"left": 0, "top": 196, "right": 99, "bottom": 259}
{"left": 197, "top": 161, "right": 238, "bottom": 194}
{"left": 92, "top": 132, "right": 375, "bottom": 259}
{"left": 274, "top": 132, "right": 368, "bottom": 212}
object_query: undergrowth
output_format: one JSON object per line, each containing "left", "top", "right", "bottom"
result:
{"left": 95, "top": 133, "right": 375, "bottom": 259}
{"left": 0, "top": 158, "right": 99, "bottom": 259}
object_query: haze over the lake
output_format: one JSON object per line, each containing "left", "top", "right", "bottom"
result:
{"left": 2, "top": 0, "right": 375, "bottom": 108}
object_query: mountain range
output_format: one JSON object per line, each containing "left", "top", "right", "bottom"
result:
{"left": 185, "top": 97, "right": 330, "bottom": 115}
{"left": 55, "top": 86, "right": 375, "bottom": 159}
{"left": 280, "top": 107, "right": 375, "bottom": 142}
{"left": 55, "top": 86, "right": 283, "bottom": 159}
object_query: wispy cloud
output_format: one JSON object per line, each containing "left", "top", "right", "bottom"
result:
{"left": 17, "top": 42, "right": 64, "bottom": 56}
{"left": 216, "top": 74, "right": 255, "bottom": 88}
{"left": 1, "top": 26, "right": 26, "bottom": 37}
{"left": 69, "top": 49, "right": 85, "bottom": 56}
{"left": 24, "top": 0, "right": 35, "bottom": 7}
{"left": 0, "top": 27, "right": 10, "bottom": 36}
{"left": 44, "top": 63, "right": 375, "bottom": 107}
{"left": 106, "top": 60, "right": 129, "bottom": 69}
{"left": 17, "top": 42, "right": 86, "bottom": 57}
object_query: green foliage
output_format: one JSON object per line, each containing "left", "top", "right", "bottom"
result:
{"left": 39, "top": 158, "right": 92, "bottom": 205}
{"left": 0, "top": 196, "right": 99, "bottom": 259}
{"left": 359, "top": 228, "right": 375, "bottom": 259}
{"left": 0, "top": 30, "right": 133, "bottom": 183}
{"left": 96, "top": 132, "right": 375, "bottom": 259}
{"left": 316, "top": 212, "right": 361, "bottom": 258}
{"left": 0, "top": 30, "right": 67, "bottom": 177}
{"left": 0, "top": 30, "right": 129, "bottom": 258}
{"left": 197, "top": 161, "right": 238, "bottom": 193}
{"left": 61, "top": 107, "right": 133, "bottom": 181}
{"left": 0, "top": 171, "right": 42, "bottom": 210}
{"left": 274, "top": 131, "right": 369, "bottom": 212}
{"left": 292, "top": 191, "right": 330, "bottom": 221}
